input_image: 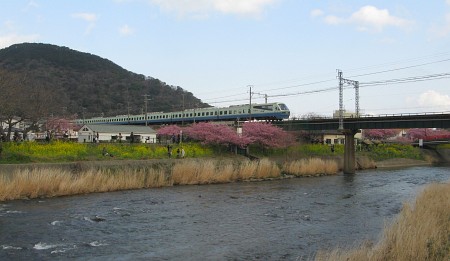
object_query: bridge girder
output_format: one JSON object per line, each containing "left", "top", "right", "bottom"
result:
{"left": 277, "top": 113, "right": 450, "bottom": 131}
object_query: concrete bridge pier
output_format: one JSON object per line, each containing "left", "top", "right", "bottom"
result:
{"left": 342, "top": 129, "right": 359, "bottom": 174}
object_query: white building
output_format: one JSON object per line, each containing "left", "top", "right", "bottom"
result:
{"left": 78, "top": 124, "right": 157, "bottom": 143}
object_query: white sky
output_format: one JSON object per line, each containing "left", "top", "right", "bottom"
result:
{"left": 1, "top": 0, "right": 450, "bottom": 117}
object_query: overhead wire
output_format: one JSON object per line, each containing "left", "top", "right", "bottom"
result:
{"left": 198, "top": 52, "right": 450, "bottom": 106}
{"left": 360, "top": 72, "right": 450, "bottom": 87}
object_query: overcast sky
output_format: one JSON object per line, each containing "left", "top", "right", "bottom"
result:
{"left": 1, "top": 0, "right": 450, "bottom": 117}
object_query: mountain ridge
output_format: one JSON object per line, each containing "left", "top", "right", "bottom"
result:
{"left": 0, "top": 43, "right": 208, "bottom": 120}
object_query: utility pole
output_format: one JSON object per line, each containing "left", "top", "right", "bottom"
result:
{"left": 143, "top": 94, "right": 150, "bottom": 126}
{"left": 354, "top": 81, "right": 360, "bottom": 117}
{"left": 337, "top": 70, "right": 344, "bottom": 130}
{"left": 126, "top": 87, "right": 130, "bottom": 123}
{"left": 181, "top": 93, "right": 185, "bottom": 126}
{"left": 252, "top": 92, "right": 268, "bottom": 103}
{"left": 248, "top": 85, "right": 253, "bottom": 120}
{"left": 127, "top": 104, "right": 131, "bottom": 123}
{"left": 82, "top": 107, "right": 86, "bottom": 124}
{"left": 337, "top": 69, "right": 360, "bottom": 129}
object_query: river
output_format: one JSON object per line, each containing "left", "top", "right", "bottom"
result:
{"left": 1, "top": 165, "right": 449, "bottom": 261}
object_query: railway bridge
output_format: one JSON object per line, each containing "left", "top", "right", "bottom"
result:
{"left": 276, "top": 112, "right": 450, "bottom": 174}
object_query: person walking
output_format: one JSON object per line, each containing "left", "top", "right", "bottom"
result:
{"left": 167, "top": 145, "right": 172, "bottom": 158}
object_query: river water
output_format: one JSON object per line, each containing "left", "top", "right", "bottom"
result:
{"left": 1, "top": 165, "right": 449, "bottom": 261}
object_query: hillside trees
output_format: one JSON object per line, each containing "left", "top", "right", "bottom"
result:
{"left": 0, "top": 43, "right": 209, "bottom": 120}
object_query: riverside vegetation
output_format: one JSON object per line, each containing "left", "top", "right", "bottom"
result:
{"left": 0, "top": 141, "right": 430, "bottom": 202}
{"left": 0, "top": 141, "right": 448, "bottom": 259}
{"left": 0, "top": 156, "right": 338, "bottom": 201}
{"left": 315, "top": 181, "right": 450, "bottom": 261}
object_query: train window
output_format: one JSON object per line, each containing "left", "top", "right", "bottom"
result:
{"left": 215, "top": 111, "right": 218, "bottom": 115}
{"left": 220, "top": 111, "right": 223, "bottom": 115}
{"left": 233, "top": 110, "right": 236, "bottom": 114}
{"left": 224, "top": 111, "right": 228, "bottom": 115}
{"left": 254, "top": 105, "right": 273, "bottom": 111}
{"left": 278, "top": 103, "right": 289, "bottom": 110}
{"left": 229, "top": 110, "right": 232, "bottom": 114}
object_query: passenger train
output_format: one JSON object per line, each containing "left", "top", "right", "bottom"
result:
{"left": 75, "top": 102, "right": 290, "bottom": 125}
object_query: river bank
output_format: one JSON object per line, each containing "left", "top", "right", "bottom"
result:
{"left": 0, "top": 150, "right": 442, "bottom": 177}
{"left": 315, "top": 175, "right": 450, "bottom": 261}
{"left": 0, "top": 147, "right": 447, "bottom": 202}
{"left": 0, "top": 157, "right": 338, "bottom": 201}
{"left": 1, "top": 165, "right": 449, "bottom": 260}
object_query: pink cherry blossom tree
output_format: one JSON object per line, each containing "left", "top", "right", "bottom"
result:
{"left": 156, "top": 125, "right": 183, "bottom": 143}
{"left": 363, "top": 129, "right": 399, "bottom": 140}
{"left": 46, "top": 116, "right": 76, "bottom": 136}
{"left": 178, "top": 122, "right": 294, "bottom": 151}
{"left": 242, "top": 122, "right": 294, "bottom": 148}
{"left": 407, "top": 128, "right": 450, "bottom": 141}
{"left": 183, "top": 122, "right": 250, "bottom": 147}
{"left": 156, "top": 125, "right": 182, "bottom": 136}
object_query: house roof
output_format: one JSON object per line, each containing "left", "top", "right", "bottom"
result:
{"left": 82, "top": 124, "right": 156, "bottom": 134}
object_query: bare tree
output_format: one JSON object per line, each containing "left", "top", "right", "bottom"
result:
{"left": 0, "top": 70, "right": 58, "bottom": 140}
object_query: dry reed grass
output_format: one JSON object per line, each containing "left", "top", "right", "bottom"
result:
{"left": 356, "top": 156, "right": 376, "bottom": 170}
{"left": 0, "top": 157, "right": 339, "bottom": 201}
{"left": 254, "top": 158, "right": 281, "bottom": 179}
{"left": 0, "top": 167, "right": 172, "bottom": 201}
{"left": 315, "top": 181, "right": 450, "bottom": 261}
{"left": 172, "top": 159, "right": 216, "bottom": 185}
{"left": 171, "top": 158, "right": 281, "bottom": 185}
{"left": 0, "top": 158, "right": 283, "bottom": 201}
{"left": 283, "top": 158, "right": 339, "bottom": 177}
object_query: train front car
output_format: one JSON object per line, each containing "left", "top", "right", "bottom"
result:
{"left": 250, "top": 102, "right": 290, "bottom": 121}
{"left": 275, "top": 102, "right": 290, "bottom": 120}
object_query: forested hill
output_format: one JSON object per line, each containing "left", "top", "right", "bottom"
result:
{"left": 0, "top": 43, "right": 208, "bottom": 119}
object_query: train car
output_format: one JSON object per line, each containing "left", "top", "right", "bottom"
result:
{"left": 74, "top": 102, "right": 290, "bottom": 125}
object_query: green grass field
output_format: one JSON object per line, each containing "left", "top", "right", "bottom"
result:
{"left": 0, "top": 141, "right": 427, "bottom": 164}
{"left": 0, "top": 141, "right": 213, "bottom": 163}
